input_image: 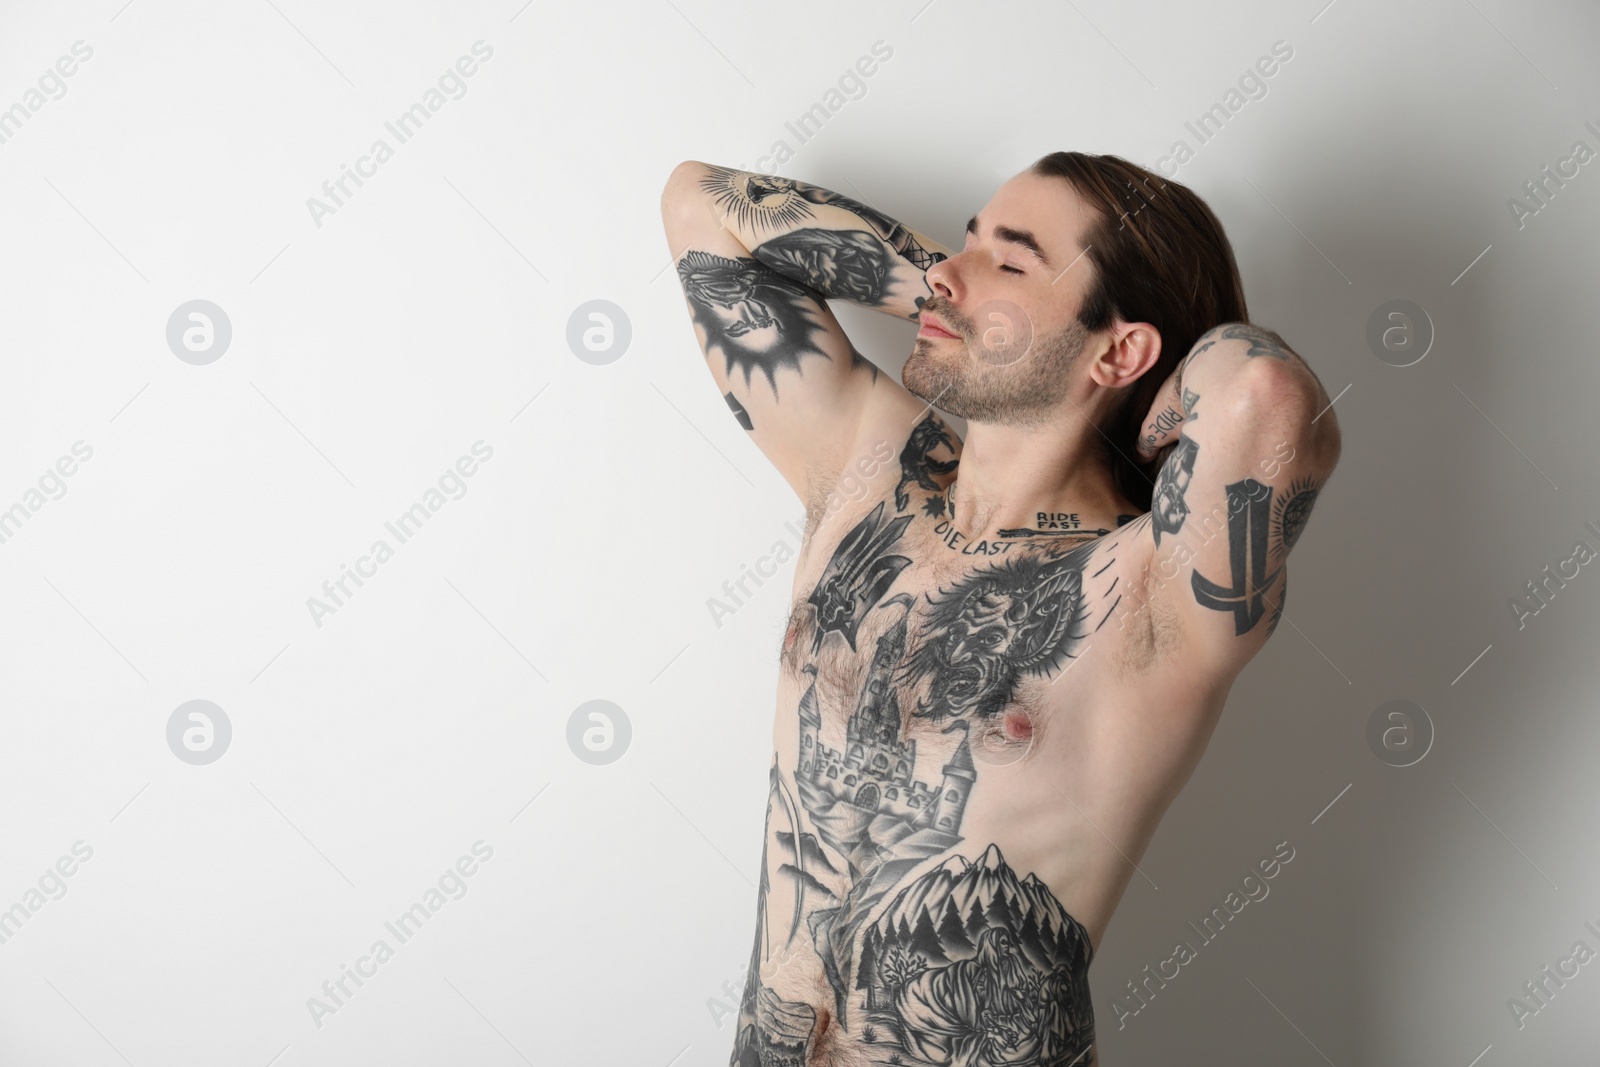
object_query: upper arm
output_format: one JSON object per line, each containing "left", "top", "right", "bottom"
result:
{"left": 659, "top": 161, "right": 942, "bottom": 507}
{"left": 1141, "top": 329, "right": 1342, "bottom": 669}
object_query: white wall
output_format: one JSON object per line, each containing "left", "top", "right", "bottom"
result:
{"left": 1, "top": 0, "right": 1597, "bottom": 1063}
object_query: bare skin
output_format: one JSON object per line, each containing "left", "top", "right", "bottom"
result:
{"left": 662, "top": 161, "right": 1341, "bottom": 1066}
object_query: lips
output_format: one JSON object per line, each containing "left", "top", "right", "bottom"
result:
{"left": 918, "top": 313, "right": 959, "bottom": 339}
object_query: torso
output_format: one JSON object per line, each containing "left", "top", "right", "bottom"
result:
{"left": 730, "top": 414, "right": 1239, "bottom": 1067}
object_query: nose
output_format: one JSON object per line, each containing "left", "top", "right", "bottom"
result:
{"left": 925, "top": 252, "right": 962, "bottom": 304}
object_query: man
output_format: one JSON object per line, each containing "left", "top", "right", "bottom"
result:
{"left": 660, "top": 152, "right": 1341, "bottom": 1066}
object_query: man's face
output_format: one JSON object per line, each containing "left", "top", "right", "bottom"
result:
{"left": 903, "top": 171, "right": 1101, "bottom": 428}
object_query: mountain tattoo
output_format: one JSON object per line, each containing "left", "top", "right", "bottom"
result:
{"left": 857, "top": 844, "right": 1095, "bottom": 1067}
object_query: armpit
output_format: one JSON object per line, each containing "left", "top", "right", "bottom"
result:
{"left": 1117, "top": 587, "right": 1183, "bottom": 677}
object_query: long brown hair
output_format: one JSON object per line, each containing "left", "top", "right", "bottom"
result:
{"left": 1030, "top": 151, "right": 1248, "bottom": 511}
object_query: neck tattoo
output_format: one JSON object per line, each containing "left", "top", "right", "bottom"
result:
{"left": 934, "top": 480, "right": 1118, "bottom": 556}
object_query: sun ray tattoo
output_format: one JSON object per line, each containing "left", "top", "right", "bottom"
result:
{"left": 845, "top": 343, "right": 881, "bottom": 383}
{"left": 1266, "top": 571, "right": 1287, "bottom": 638}
{"left": 699, "top": 164, "right": 950, "bottom": 274}
{"left": 699, "top": 164, "right": 817, "bottom": 232}
{"left": 675, "top": 250, "right": 834, "bottom": 397}
{"left": 1272, "top": 477, "right": 1321, "bottom": 562}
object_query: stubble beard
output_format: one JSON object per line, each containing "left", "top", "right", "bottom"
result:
{"left": 903, "top": 308, "right": 1092, "bottom": 429}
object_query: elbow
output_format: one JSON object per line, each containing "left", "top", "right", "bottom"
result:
{"left": 661, "top": 159, "right": 710, "bottom": 217}
{"left": 1244, "top": 364, "right": 1341, "bottom": 471}
{"left": 1286, "top": 374, "right": 1342, "bottom": 471}
{"left": 1316, "top": 404, "right": 1343, "bottom": 472}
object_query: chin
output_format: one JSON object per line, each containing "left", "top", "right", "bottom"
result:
{"left": 901, "top": 357, "right": 944, "bottom": 407}
{"left": 904, "top": 344, "right": 960, "bottom": 397}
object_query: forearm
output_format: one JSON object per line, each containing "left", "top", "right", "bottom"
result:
{"left": 661, "top": 160, "right": 953, "bottom": 322}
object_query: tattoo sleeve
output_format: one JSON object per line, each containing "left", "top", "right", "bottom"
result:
{"left": 695, "top": 164, "right": 954, "bottom": 323}
{"left": 675, "top": 248, "right": 848, "bottom": 399}
{"left": 1144, "top": 327, "right": 1338, "bottom": 643}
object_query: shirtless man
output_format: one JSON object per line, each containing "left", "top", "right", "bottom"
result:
{"left": 660, "top": 152, "right": 1341, "bottom": 1067}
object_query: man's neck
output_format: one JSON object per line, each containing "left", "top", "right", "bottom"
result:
{"left": 941, "top": 418, "right": 1132, "bottom": 541}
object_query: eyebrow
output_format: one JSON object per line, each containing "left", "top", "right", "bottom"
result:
{"left": 966, "top": 213, "right": 1054, "bottom": 270}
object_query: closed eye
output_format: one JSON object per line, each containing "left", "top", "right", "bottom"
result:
{"left": 962, "top": 235, "right": 1025, "bottom": 275}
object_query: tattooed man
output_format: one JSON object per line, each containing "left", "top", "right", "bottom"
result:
{"left": 661, "top": 153, "right": 1341, "bottom": 1066}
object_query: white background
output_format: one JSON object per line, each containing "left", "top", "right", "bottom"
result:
{"left": 1, "top": 0, "right": 1598, "bottom": 1064}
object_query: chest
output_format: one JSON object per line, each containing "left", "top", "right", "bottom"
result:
{"left": 778, "top": 496, "right": 1129, "bottom": 753}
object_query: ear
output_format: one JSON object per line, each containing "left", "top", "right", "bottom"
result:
{"left": 1088, "top": 321, "right": 1161, "bottom": 388}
